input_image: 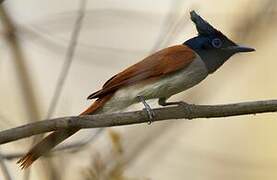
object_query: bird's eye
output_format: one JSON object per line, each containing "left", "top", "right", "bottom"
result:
{"left": 211, "top": 38, "right": 222, "bottom": 48}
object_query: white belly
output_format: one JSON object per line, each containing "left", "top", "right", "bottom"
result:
{"left": 99, "top": 56, "right": 208, "bottom": 113}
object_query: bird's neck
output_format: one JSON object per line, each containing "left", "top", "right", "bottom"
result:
{"left": 183, "top": 42, "right": 232, "bottom": 73}
{"left": 194, "top": 49, "right": 232, "bottom": 73}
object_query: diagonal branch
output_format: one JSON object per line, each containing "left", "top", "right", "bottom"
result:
{"left": 1, "top": 99, "right": 277, "bottom": 145}
{"left": 0, "top": 4, "right": 41, "bottom": 123}
{"left": 46, "top": 0, "right": 87, "bottom": 118}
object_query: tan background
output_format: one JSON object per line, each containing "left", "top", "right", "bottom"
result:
{"left": 0, "top": 0, "right": 276, "bottom": 179}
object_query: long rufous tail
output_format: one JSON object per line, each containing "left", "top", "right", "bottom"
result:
{"left": 17, "top": 94, "right": 112, "bottom": 169}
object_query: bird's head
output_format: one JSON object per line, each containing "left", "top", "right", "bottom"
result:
{"left": 184, "top": 11, "right": 255, "bottom": 73}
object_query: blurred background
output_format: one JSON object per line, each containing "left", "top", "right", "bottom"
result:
{"left": 0, "top": 0, "right": 276, "bottom": 179}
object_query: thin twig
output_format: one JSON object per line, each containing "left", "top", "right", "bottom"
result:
{"left": 1, "top": 130, "right": 103, "bottom": 160}
{"left": 0, "top": 5, "right": 41, "bottom": 180}
{"left": 0, "top": 4, "right": 41, "bottom": 123}
{"left": 1, "top": 100, "right": 277, "bottom": 144}
{"left": 41, "top": 1, "right": 87, "bottom": 179}
{"left": 150, "top": 2, "right": 191, "bottom": 52}
{"left": 46, "top": 0, "right": 87, "bottom": 118}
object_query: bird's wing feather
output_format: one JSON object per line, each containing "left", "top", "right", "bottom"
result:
{"left": 88, "top": 45, "right": 196, "bottom": 99}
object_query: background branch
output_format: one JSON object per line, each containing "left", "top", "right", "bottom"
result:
{"left": 0, "top": 5, "right": 42, "bottom": 180}
{"left": 0, "top": 4, "right": 41, "bottom": 125}
{"left": 1, "top": 99, "right": 277, "bottom": 145}
{"left": 46, "top": 0, "right": 87, "bottom": 118}
{"left": 0, "top": 132, "right": 102, "bottom": 160}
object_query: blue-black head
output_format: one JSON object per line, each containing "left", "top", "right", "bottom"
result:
{"left": 184, "top": 11, "right": 255, "bottom": 73}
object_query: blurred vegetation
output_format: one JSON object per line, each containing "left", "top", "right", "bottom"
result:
{"left": 84, "top": 131, "right": 147, "bottom": 180}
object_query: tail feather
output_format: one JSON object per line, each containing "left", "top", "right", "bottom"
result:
{"left": 17, "top": 94, "right": 113, "bottom": 169}
{"left": 17, "top": 129, "right": 79, "bottom": 169}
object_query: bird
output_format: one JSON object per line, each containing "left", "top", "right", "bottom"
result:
{"left": 17, "top": 10, "right": 255, "bottom": 169}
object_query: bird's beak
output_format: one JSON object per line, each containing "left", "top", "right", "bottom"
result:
{"left": 224, "top": 45, "right": 255, "bottom": 53}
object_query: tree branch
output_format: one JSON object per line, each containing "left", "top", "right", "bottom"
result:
{"left": 1, "top": 100, "right": 277, "bottom": 145}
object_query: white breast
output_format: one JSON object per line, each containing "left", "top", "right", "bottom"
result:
{"left": 99, "top": 55, "right": 208, "bottom": 113}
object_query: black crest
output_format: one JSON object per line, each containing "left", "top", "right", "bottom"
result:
{"left": 190, "top": 11, "right": 220, "bottom": 36}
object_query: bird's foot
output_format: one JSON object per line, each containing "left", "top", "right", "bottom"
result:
{"left": 158, "top": 98, "right": 193, "bottom": 119}
{"left": 137, "top": 96, "right": 155, "bottom": 124}
{"left": 158, "top": 97, "right": 189, "bottom": 107}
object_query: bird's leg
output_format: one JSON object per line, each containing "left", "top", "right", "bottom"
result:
{"left": 158, "top": 97, "right": 189, "bottom": 107}
{"left": 137, "top": 96, "right": 155, "bottom": 124}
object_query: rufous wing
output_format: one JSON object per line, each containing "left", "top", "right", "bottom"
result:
{"left": 88, "top": 45, "right": 196, "bottom": 99}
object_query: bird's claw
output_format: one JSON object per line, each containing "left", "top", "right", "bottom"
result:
{"left": 143, "top": 107, "right": 155, "bottom": 125}
{"left": 137, "top": 96, "right": 155, "bottom": 124}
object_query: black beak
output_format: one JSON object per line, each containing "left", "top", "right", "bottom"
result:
{"left": 224, "top": 45, "right": 255, "bottom": 53}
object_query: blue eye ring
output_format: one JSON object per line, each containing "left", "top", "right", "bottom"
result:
{"left": 211, "top": 38, "right": 222, "bottom": 48}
